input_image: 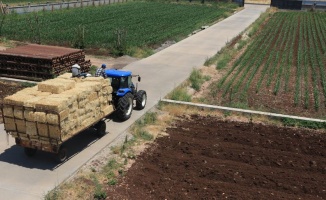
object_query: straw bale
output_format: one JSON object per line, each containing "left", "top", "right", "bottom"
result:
{"left": 77, "top": 108, "right": 86, "bottom": 116}
{"left": 57, "top": 73, "right": 73, "bottom": 79}
{"left": 34, "top": 112, "right": 47, "bottom": 123}
{"left": 67, "top": 87, "right": 90, "bottom": 101}
{"left": 47, "top": 113, "right": 59, "bottom": 125}
{"left": 4, "top": 117, "right": 16, "bottom": 131}
{"left": 2, "top": 106, "right": 13, "bottom": 117}
{"left": 16, "top": 119, "right": 26, "bottom": 133}
{"left": 35, "top": 97, "right": 68, "bottom": 113}
{"left": 88, "top": 92, "right": 98, "bottom": 102}
{"left": 90, "top": 99, "right": 100, "bottom": 108}
{"left": 38, "top": 79, "right": 76, "bottom": 94}
{"left": 24, "top": 96, "right": 45, "bottom": 108}
{"left": 4, "top": 94, "right": 34, "bottom": 106}
{"left": 15, "top": 86, "right": 39, "bottom": 96}
{"left": 107, "top": 94, "right": 113, "bottom": 102}
{"left": 24, "top": 109, "right": 34, "bottom": 121}
{"left": 20, "top": 134, "right": 29, "bottom": 140}
{"left": 39, "top": 138, "right": 51, "bottom": 145}
{"left": 78, "top": 99, "right": 88, "bottom": 108}
{"left": 48, "top": 125, "right": 61, "bottom": 139}
{"left": 26, "top": 121, "right": 37, "bottom": 136}
{"left": 50, "top": 93, "right": 77, "bottom": 105}
{"left": 13, "top": 107, "right": 24, "bottom": 119}
{"left": 10, "top": 132, "right": 18, "bottom": 137}
{"left": 101, "top": 105, "right": 114, "bottom": 117}
{"left": 83, "top": 76, "right": 106, "bottom": 84}
{"left": 37, "top": 92, "right": 52, "bottom": 97}
{"left": 77, "top": 81, "right": 102, "bottom": 92}
{"left": 37, "top": 123, "right": 48, "bottom": 137}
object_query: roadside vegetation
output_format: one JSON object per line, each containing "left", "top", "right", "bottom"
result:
{"left": 45, "top": 111, "right": 166, "bottom": 199}
{"left": 0, "top": 1, "right": 238, "bottom": 57}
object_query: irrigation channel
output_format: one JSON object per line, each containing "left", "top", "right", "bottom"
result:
{"left": 161, "top": 99, "right": 326, "bottom": 123}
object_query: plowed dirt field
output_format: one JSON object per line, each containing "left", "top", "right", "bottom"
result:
{"left": 107, "top": 115, "right": 326, "bottom": 199}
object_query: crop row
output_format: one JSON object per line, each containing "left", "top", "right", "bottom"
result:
{"left": 218, "top": 12, "right": 326, "bottom": 112}
{"left": 0, "top": 2, "right": 237, "bottom": 49}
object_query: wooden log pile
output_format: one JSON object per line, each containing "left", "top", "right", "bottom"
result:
{"left": 0, "top": 44, "right": 91, "bottom": 81}
{"left": 2, "top": 74, "right": 113, "bottom": 148}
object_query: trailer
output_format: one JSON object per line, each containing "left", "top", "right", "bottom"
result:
{"left": 1, "top": 69, "right": 147, "bottom": 162}
{"left": 1, "top": 74, "right": 114, "bottom": 162}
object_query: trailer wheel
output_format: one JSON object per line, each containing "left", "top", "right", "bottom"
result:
{"left": 56, "top": 145, "right": 67, "bottom": 163}
{"left": 24, "top": 147, "right": 37, "bottom": 157}
{"left": 95, "top": 120, "right": 106, "bottom": 137}
{"left": 135, "top": 90, "right": 147, "bottom": 110}
{"left": 116, "top": 93, "right": 133, "bottom": 121}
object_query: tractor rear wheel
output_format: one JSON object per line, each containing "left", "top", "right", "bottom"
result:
{"left": 116, "top": 93, "right": 133, "bottom": 121}
{"left": 135, "top": 90, "right": 147, "bottom": 110}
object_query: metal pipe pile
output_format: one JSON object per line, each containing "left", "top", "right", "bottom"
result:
{"left": 0, "top": 44, "right": 91, "bottom": 81}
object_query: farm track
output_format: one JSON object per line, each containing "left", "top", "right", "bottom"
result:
{"left": 107, "top": 115, "right": 326, "bottom": 199}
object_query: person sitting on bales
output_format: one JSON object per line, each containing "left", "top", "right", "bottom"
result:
{"left": 71, "top": 64, "right": 88, "bottom": 78}
{"left": 95, "top": 64, "right": 108, "bottom": 79}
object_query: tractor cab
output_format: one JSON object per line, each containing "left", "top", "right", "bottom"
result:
{"left": 105, "top": 69, "right": 146, "bottom": 121}
{"left": 105, "top": 69, "right": 140, "bottom": 97}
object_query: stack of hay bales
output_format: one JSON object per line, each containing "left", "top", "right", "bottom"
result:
{"left": 2, "top": 74, "right": 113, "bottom": 145}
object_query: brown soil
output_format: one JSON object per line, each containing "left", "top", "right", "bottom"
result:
{"left": 107, "top": 115, "right": 326, "bottom": 199}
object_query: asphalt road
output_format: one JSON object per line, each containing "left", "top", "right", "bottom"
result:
{"left": 0, "top": 4, "right": 268, "bottom": 200}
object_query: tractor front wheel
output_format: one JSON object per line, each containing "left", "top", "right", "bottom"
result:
{"left": 135, "top": 90, "right": 147, "bottom": 110}
{"left": 116, "top": 93, "right": 133, "bottom": 121}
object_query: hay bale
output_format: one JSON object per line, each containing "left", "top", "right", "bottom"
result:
{"left": 88, "top": 92, "right": 98, "bottom": 102}
{"left": 24, "top": 109, "right": 34, "bottom": 121}
{"left": 83, "top": 77, "right": 109, "bottom": 86}
{"left": 20, "top": 134, "right": 29, "bottom": 140}
{"left": 37, "top": 92, "right": 52, "bottom": 97}
{"left": 10, "top": 132, "right": 18, "bottom": 137}
{"left": 78, "top": 99, "right": 88, "bottom": 108}
{"left": 46, "top": 113, "right": 59, "bottom": 125}
{"left": 4, "top": 117, "right": 16, "bottom": 131}
{"left": 34, "top": 112, "right": 47, "bottom": 123}
{"left": 15, "top": 86, "right": 39, "bottom": 96}
{"left": 35, "top": 97, "right": 68, "bottom": 113}
{"left": 77, "top": 81, "right": 102, "bottom": 92}
{"left": 48, "top": 125, "right": 61, "bottom": 139}
{"left": 37, "top": 123, "right": 48, "bottom": 137}
{"left": 13, "top": 107, "right": 24, "bottom": 119}
{"left": 4, "top": 94, "right": 34, "bottom": 106}
{"left": 101, "top": 105, "right": 114, "bottom": 117}
{"left": 16, "top": 119, "right": 26, "bottom": 133}
{"left": 2, "top": 106, "right": 13, "bottom": 117}
{"left": 57, "top": 73, "right": 73, "bottom": 79}
{"left": 50, "top": 93, "right": 77, "bottom": 105}
{"left": 38, "top": 79, "right": 76, "bottom": 94}
{"left": 26, "top": 121, "right": 37, "bottom": 136}
{"left": 24, "top": 96, "right": 45, "bottom": 108}
{"left": 46, "top": 109, "right": 69, "bottom": 125}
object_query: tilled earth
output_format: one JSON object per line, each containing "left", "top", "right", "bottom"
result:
{"left": 108, "top": 115, "right": 326, "bottom": 199}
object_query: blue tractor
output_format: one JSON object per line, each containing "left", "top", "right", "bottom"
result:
{"left": 105, "top": 69, "right": 147, "bottom": 120}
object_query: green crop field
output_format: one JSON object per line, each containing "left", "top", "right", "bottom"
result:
{"left": 214, "top": 12, "right": 326, "bottom": 117}
{"left": 0, "top": 1, "right": 237, "bottom": 54}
